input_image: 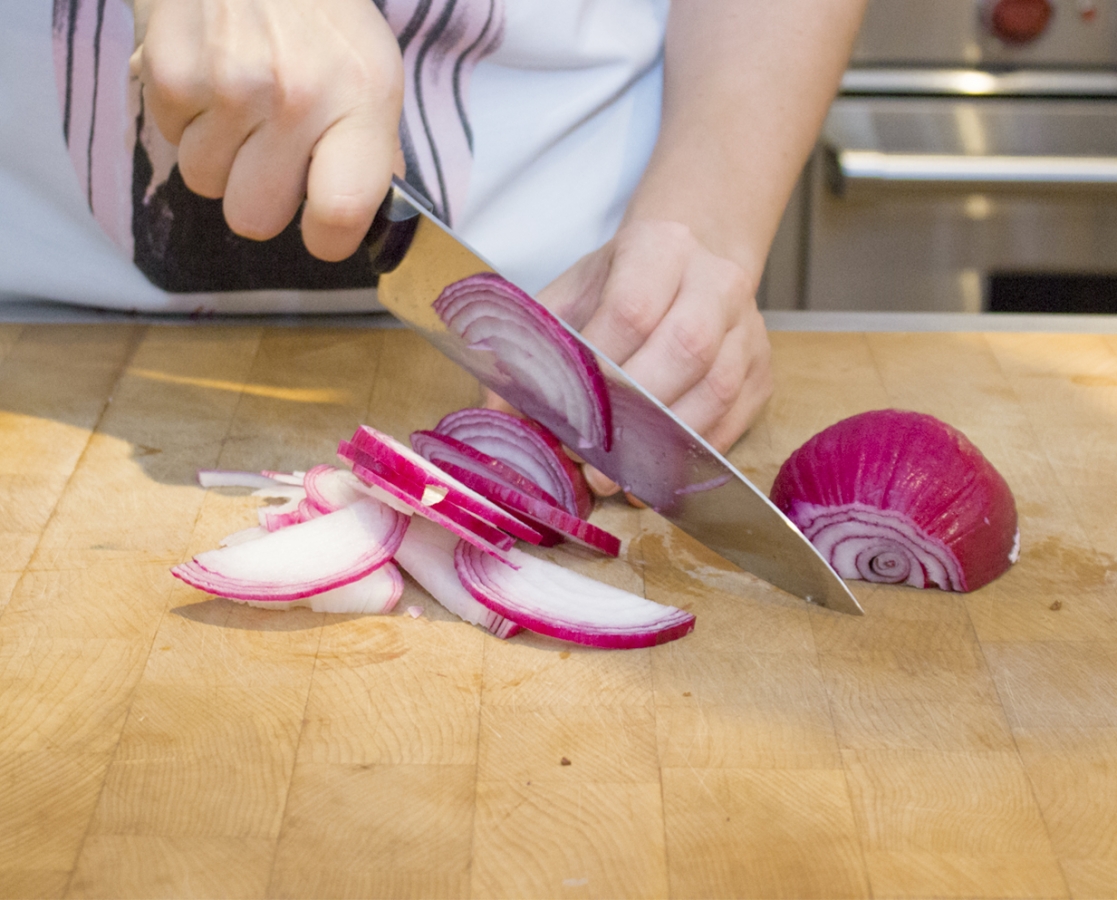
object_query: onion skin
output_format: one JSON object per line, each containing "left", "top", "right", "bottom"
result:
{"left": 770, "top": 410, "right": 1019, "bottom": 592}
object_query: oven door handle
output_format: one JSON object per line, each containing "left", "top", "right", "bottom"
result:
{"left": 827, "top": 148, "right": 1117, "bottom": 195}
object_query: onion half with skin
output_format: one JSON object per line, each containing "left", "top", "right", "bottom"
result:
{"left": 770, "top": 409, "right": 1019, "bottom": 592}
{"left": 433, "top": 275, "right": 613, "bottom": 453}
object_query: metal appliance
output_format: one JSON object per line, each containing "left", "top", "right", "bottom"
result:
{"left": 762, "top": 0, "right": 1117, "bottom": 313}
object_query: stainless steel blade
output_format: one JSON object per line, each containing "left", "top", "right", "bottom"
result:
{"left": 369, "top": 180, "right": 863, "bottom": 615}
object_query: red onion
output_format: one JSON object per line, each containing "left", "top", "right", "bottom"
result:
{"left": 770, "top": 409, "right": 1019, "bottom": 592}
{"left": 345, "top": 425, "right": 543, "bottom": 545}
{"left": 434, "top": 460, "right": 621, "bottom": 557}
{"left": 432, "top": 408, "right": 594, "bottom": 519}
{"left": 433, "top": 274, "right": 612, "bottom": 453}
{"left": 172, "top": 497, "right": 408, "bottom": 602}
{"left": 303, "top": 464, "right": 367, "bottom": 514}
{"left": 235, "top": 563, "right": 404, "bottom": 614}
{"left": 454, "top": 542, "right": 695, "bottom": 649}
{"left": 393, "top": 516, "right": 521, "bottom": 639}
{"left": 337, "top": 439, "right": 522, "bottom": 560}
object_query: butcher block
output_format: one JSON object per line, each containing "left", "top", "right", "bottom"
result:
{"left": 1, "top": 320, "right": 1116, "bottom": 900}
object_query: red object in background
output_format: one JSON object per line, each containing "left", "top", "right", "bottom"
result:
{"left": 987, "top": 0, "right": 1054, "bottom": 42}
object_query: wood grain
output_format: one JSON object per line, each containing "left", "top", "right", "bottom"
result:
{"left": 1, "top": 324, "right": 1116, "bottom": 898}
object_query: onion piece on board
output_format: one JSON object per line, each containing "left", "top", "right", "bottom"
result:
{"left": 769, "top": 409, "right": 1019, "bottom": 592}
{"left": 435, "top": 460, "right": 621, "bottom": 557}
{"left": 433, "top": 274, "right": 613, "bottom": 453}
{"left": 454, "top": 543, "right": 695, "bottom": 649}
{"left": 393, "top": 516, "right": 521, "bottom": 639}
{"left": 338, "top": 442, "right": 519, "bottom": 561}
{"left": 303, "top": 464, "right": 367, "bottom": 514}
{"left": 172, "top": 497, "right": 408, "bottom": 602}
{"left": 432, "top": 408, "right": 594, "bottom": 519}
{"left": 411, "top": 430, "right": 563, "bottom": 509}
{"left": 235, "top": 562, "right": 404, "bottom": 614}
{"left": 346, "top": 425, "right": 544, "bottom": 545}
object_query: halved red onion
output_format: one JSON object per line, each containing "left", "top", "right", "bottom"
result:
{"left": 433, "top": 274, "right": 613, "bottom": 453}
{"left": 432, "top": 408, "right": 593, "bottom": 519}
{"left": 770, "top": 409, "right": 1019, "bottom": 592}
{"left": 454, "top": 543, "right": 695, "bottom": 648}
{"left": 346, "top": 425, "right": 544, "bottom": 545}
{"left": 172, "top": 497, "right": 408, "bottom": 602}
{"left": 436, "top": 461, "right": 621, "bottom": 557}
{"left": 393, "top": 516, "right": 521, "bottom": 639}
{"left": 234, "top": 563, "right": 404, "bottom": 614}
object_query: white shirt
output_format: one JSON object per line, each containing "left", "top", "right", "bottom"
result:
{"left": 0, "top": 0, "right": 667, "bottom": 311}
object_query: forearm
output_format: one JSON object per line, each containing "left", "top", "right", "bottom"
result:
{"left": 624, "top": 0, "right": 867, "bottom": 278}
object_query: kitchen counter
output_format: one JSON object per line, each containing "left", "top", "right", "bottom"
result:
{"left": 2, "top": 319, "right": 1116, "bottom": 899}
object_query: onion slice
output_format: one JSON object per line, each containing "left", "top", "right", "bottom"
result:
{"left": 432, "top": 408, "right": 594, "bottom": 519}
{"left": 234, "top": 563, "right": 404, "bottom": 614}
{"left": 770, "top": 409, "right": 1019, "bottom": 592}
{"left": 346, "top": 425, "right": 544, "bottom": 545}
{"left": 303, "top": 464, "right": 367, "bottom": 514}
{"left": 172, "top": 497, "right": 408, "bottom": 602}
{"left": 393, "top": 516, "right": 521, "bottom": 639}
{"left": 435, "top": 460, "right": 621, "bottom": 557}
{"left": 454, "top": 543, "right": 695, "bottom": 649}
{"left": 433, "top": 274, "right": 613, "bottom": 453}
{"left": 338, "top": 444, "right": 518, "bottom": 561}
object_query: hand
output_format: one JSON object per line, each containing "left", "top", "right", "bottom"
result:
{"left": 130, "top": 0, "right": 404, "bottom": 262}
{"left": 537, "top": 219, "right": 772, "bottom": 496}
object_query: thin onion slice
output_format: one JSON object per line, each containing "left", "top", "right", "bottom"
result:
{"left": 436, "top": 460, "right": 621, "bottom": 557}
{"left": 235, "top": 563, "right": 404, "bottom": 614}
{"left": 303, "top": 464, "right": 367, "bottom": 514}
{"left": 198, "top": 470, "right": 287, "bottom": 491}
{"left": 338, "top": 444, "right": 518, "bottom": 561}
{"left": 432, "top": 408, "right": 593, "bottom": 519}
{"left": 454, "top": 543, "right": 695, "bottom": 649}
{"left": 346, "top": 425, "right": 544, "bottom": 545}
{"left": 393, "top": 516, "right": 521, "bottom": 639}
{"left": 411, "top": 430, "right": 562, "bottom": 508}
{"left": 172, "top": 497, "right": 408, "bottom": 602}
{"left": 433, "top": 274, "right": 613, "bottom": 453}
{"left": 770, "top": 409, "right": 1019, "bottom": 592}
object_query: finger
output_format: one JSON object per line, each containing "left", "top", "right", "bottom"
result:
{"left": 302, "top": 115, "right": 398, "bottom": 262}
{"left": 619, "top": 255, "right": 744, "bottom": 408}
{"left": 482, "top": 388, "right": 517, "bottom": 415}
{"left": 583, "top": 464, "right": 622, "bottom": 498}
{"left": 135, "top": 12, "right": 209, "bottom": 146}
{"left": 577, "top": 225, "right": 690, "bottom": 368}
{"left": 669, "top": 319, "right": 772, "bottom": 452}
{"left": 176, "top": 105, "right": 260, "bottom": 199}
{"left": 221, "top": 119, "right": 314, "bottom": 242}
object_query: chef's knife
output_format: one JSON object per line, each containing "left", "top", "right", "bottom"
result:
{"left": 366, "top": 178, "right": 863, "bottom": 615}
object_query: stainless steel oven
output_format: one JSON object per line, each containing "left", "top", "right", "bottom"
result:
{"left": 762, "top": 0, "right": 1117, "bottom": 313}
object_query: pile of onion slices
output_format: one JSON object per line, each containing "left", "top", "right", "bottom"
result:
{"left": 173, "top": 409, "right": 694, "bottom": 649}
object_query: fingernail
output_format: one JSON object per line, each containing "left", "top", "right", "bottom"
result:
{"left": 584, "top": 465, "right": 621, "bottom": 498}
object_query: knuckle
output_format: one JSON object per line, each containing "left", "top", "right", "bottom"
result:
{"left": 668, "top": 320, "right": 719, "bottom": 372}
{"left": 309, "top": 194, "right": 375, "bottom": 234}
{"left": 608, "top": 295, "right": 658, "bottom": 345}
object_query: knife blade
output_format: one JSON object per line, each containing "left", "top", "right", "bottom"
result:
{"left": 366, "top": 178, "right": 863, "bottom": 615}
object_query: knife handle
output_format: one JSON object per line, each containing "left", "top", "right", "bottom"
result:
{"left": 364, "top": 177, "right": 432, "bottom": 275}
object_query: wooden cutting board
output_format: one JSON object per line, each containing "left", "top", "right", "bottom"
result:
{"left": 2, "top": 323, "right": 1116, "bottom": 900}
